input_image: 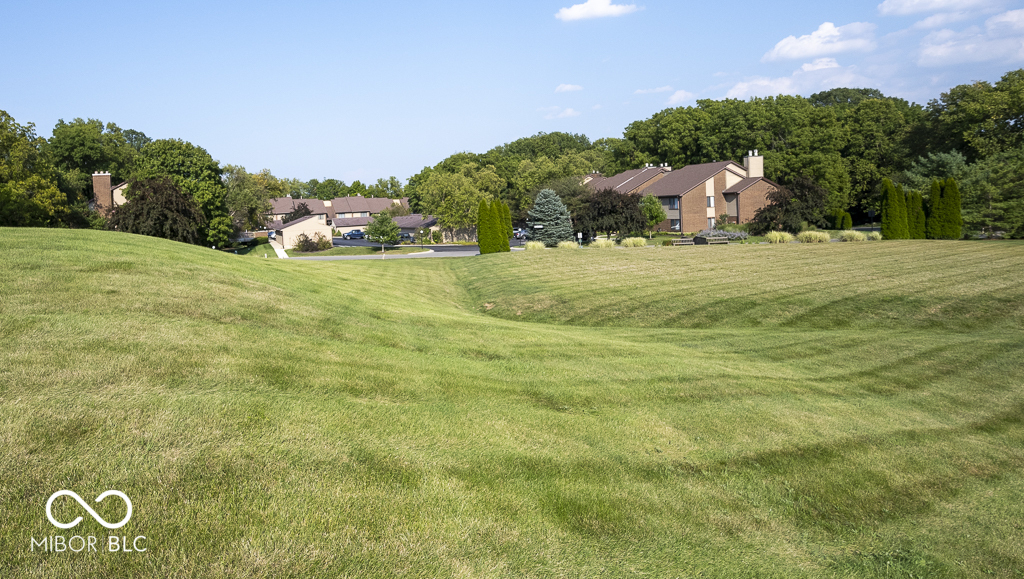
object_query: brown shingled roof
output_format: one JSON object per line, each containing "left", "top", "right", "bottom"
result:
{"left": 723, "top": 177, "right": 780, "bottom": 194}
{"left": 640, "top": 161, "right": 746, "bottom": 197}
{"left": 394, "top": 214, "right": 437, "bottom": 229}
{"left": 586, "top": 166, "right": 670, "bottom": 194}
{"left": 278, "top": 214, "right": 319, "bottom": 229}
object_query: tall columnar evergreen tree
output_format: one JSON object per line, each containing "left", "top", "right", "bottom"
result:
{"left": 926, "top": 179, "right": 945, "bottom": 239}
{"left": 527, "top": 189, "right": 574, "bottom": 247}
{"left": 492, "top": 199, "right": 510, "bottom": 252}
{"left": 880, "top": 179, "right": 909, "bottom": 239}
{"left": 477, "top": 199, "right": 495, "bottom": 254}
{"left": 895, "top": 184, "right": 910, "bottom": 238}
{"left": 943, "top": 178, "right": 963, "bottom": 239}
{"left": 501, "top": 201, "right": 513, "bottom": 244}
{"left": 842, "top": 211, "right": 853, "bottom": 230}
{"left": 907, "top": 189, "right": 926, "bottom": 239}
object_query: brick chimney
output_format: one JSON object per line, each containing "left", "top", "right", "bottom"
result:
{"left": 743, "top": 150, "right": 763, "bottom": 179}
{"left": 92, "top": 172, "right": 114, "bottom": 216}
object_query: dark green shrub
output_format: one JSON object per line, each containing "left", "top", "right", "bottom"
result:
{"left": 293, "top": 233, "right": 317, "bottom": 252}
{"left": 842, "top": 212, "right": 852, "bottom": 230}
{"left": 431, "top": 230, "right": 442, "bottom": 244}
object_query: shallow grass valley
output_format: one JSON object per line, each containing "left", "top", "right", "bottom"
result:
{"left": 1, "top": 229, "right": 1023, "bottom": 578}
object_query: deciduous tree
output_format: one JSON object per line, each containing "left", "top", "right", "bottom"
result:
{"left": 640, "top": 194, "right": 667, "bottom": 237}
{"left": 107, "top": 177, "right": 206, "bottom": 245}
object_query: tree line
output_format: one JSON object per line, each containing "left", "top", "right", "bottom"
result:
{"left": 411, "top": 69, "right": 1022, "bottom": 239}
{"left": 0, "top": 114, "right": 410, "bottom": 246}
{"left": 3, "top": 67, "right": 1021, "bottom": 245}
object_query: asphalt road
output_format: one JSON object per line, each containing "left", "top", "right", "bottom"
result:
{"left": 288, "top": 239, "right": 482, "bottom": 260}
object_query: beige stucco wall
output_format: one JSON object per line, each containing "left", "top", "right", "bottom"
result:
{"left": 724, "top": 171, "right": 743, "bottom": 188}
{"left": 277, "top": 220, "right": 334, "bottom": 250}
{"left": 112, "top": 184, "right": 128, "bottom": 206}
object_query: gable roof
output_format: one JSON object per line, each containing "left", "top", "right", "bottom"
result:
{"left": 723, "top": 177, "right": 780, "bottom": 194}
{"left": 267, "top": 196, "right": 409, "bottom": 216}
{"left": 278, "top": 214, "right": 323, "bottom": 229}
{"left": 640, "top": 161, "right": 745, "bottom": 197}
{"left": 332, "top": 216, "right": 372, "bottom": 228}
{"left": 268, "top": 198, "right": 328, "bottom": 215}
{"left": 328, "top": 196, "right": 407, "bottom": 215}
{"left": 394, "top": 214, "right": 437, "bottom": 229}
{"left": 586, "top": 166, "right": 670, "bottom": 194}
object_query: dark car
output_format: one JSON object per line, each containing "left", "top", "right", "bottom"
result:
{"left": 397, "top": 233, "right": 414, "bottom": 244}
{"left": 343, "top": 229, "right": 364, "bottom": 240}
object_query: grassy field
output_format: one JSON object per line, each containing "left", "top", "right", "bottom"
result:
{"left": 1, "top": 229, "right": 1022, "bottom": 578}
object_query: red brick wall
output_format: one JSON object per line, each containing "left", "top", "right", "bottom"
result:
{"left": 680, "top": 182, "right": 708, "bottom": 233}
{"left": 92, "top": 173, "right": 113, "bottom": 217}
{"left": 738, "top": 181, "right": 776, "bottom": 223}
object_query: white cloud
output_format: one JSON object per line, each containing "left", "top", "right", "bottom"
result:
{"left": 555, "top": 84, "right": 583, "bottom": 92}
{"left": 592, "top": 104, "right": 602, "bottom": 110}
{"left": 801, "top": 57, "right": 841, "bottom": 71}
{"left": 726, "top": 62, "right": 870, "bottom": 99}
{"left": 667, "top": 90, "right": 695, "bottom": 106}
{"left": 912, "top": 11, "right": 972, "bottom": 28}
{"left": 878, "top": 0, "right": 998, "bottom": 16}
{"left": 635, "top": 86, "right": 673, "bottom": 94}
{"left": 555, "top": 0, "right": 638, "bottom": 21}
{"left": 542, "top": 107, "right": 581, "bottom": 119}
{"left": 762, "top": 22, "right": 877, "bottom": 61}
{"left": 919, "top": 8, "right": 1024, "bottom": 65}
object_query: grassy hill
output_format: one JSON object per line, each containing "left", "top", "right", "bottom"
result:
{"left": 1, "top": 229, "right": 1022, "bottom": 578}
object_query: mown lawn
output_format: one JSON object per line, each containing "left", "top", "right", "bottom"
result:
{"left": 1, "top": 229, "right": 1022, "bottom": 578}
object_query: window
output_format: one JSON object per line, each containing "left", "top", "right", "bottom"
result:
{"left": 665, "top": 197, "right": 678, "bottom": 210}
{"left": 670, "top": 219, "right": 680, "bottom": 231}
{"left": 707, "top": 196, "right": 714, "bottom": 208}
{"left": 708, "top": 217, "right": 716, "bottom": 229}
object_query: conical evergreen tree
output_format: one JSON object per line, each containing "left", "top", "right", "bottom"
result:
{"left": 477, "top": 199, "right": 495, "bottom": 254}
{"left": 881, "top": 179, "right": 908, "bottom": 239}
{"left": 895, "top": 184, "right": 909, "bottom": 238}
{"left": 943, "top": 178, "right": 963, "bottom": 239}
{"left": 907, "top": 190, "right": 926, "bottom": 239}
{"left": 491, "top": 199, "right": 509, "bottom": 252}
{"left": 842, "top": 212, "right": 853, "bottom": 230}
{"left": 527, "top": 189, "right": 574, "bottom": 247}
{"left": 501, "top": 201, "right": 513, "bottom": 246}
{"left": 926, "top": 179, "right": 944, "bottom": 239}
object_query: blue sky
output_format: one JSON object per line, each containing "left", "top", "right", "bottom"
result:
{"left": 2, "top": 0, "right": 1022, "bottom": 184}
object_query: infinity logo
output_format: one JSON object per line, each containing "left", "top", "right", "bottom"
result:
{"left": 45, "top": 490, "right": 133, "bottom": 530}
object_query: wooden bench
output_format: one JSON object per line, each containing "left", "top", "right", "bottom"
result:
{"left": 671, "top": 238, "right": 694, "bottom": 246}
{"left": 693, "top": 236, "right": 729, "bottom": 245}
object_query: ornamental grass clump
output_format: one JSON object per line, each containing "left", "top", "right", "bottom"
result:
{"left": 867, "top": 231, "right": 883, "bottom": 240}
{"left": 524, "top": 241, "right": 546, "bottom": 251}
{"left": 621, "top": 237, "right": 647, "bottom": 247}
{"left": 839, "top": 230, "right": 867, "bottom": 242}
{"left": 797, "top": 231, "right": 831, "bottom": 243}
{"left": 764, "top": 231, "right": 795, "bottom": 244}
{"left": 557, "top": 240, "right": 579, "bottom": 249}
{"left": 590, "top": 238, "right": 616, "bottom": 248}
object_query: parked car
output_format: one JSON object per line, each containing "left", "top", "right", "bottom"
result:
{"left": 513, "top": 228, "right": 526, "bottom": 240}
{"left": 397, "top": 233, "right": 414, "bottom": 244}
{"left": 343, "top": 230, "right": 364, "bottom": 240}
